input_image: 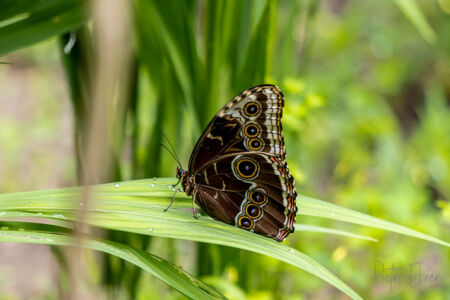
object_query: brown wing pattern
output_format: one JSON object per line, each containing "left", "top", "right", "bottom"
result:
{"left": 187, "top": 85, "right": 297, "bottom": 241}
{"left": 193, "top": 153, "right": 297, "bottom": 242}
{"left": 188, "top": 85, "right": 286, "bottom": 172}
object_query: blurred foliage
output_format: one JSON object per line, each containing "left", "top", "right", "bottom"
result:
{"left": 0, "top": 0, "right": 449, "bottom": 299}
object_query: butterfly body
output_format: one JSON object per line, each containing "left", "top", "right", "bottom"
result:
{"left": 176, "top": 85, "right": 297, "bottom": 241}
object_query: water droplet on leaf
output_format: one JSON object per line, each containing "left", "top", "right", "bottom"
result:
{"left": 52, "top": 214, "right": 66, "bottom": 219}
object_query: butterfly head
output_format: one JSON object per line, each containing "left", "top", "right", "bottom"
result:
{"left": 176, "top": 166, "right": 192, "bottom": 194}
{"left": 176, "top": 166, "right": 184, "bottom": 179}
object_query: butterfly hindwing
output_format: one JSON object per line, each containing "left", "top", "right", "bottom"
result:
{"left": 193, "top": 153, "right": 297, "bottom": 241}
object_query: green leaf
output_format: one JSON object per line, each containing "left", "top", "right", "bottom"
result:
{"left": 295, "top": 224, "right": 378, "bottom": 242}
{"left": 0, "top": 221, "right": 225, "bottom": 300}
{"left": 300, "top": 195, "right": 449, "bottom": 247}
{"left": 393, "top": 0, "right": 437, "bottom": 43}
{"left": 1, "top": 178, "right": 448, "bottom": 297}
{"left": 236, "top": 0, "right": 276, "bottom": 91}
{"left": 0, "top": 178, "right": 362, "bottom": 300}
{"left": 0, "top": 0, "right": 87, "bottom": 55}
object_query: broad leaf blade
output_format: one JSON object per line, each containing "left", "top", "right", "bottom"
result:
{"left": 394, "top": 0, "right": 437, "bottom": 43}
{"left": 0, "top": 0, "right": 87, "bottom": 55}
{"left": 295, "top": 224, "right": 378, "bottom": 242}
{"left": 0, "top": 179, "right": 362, "bottom": 300}
{"left": 300, "top": 196, "right": 449, "bottom": 247}
{"left": 0, "top": 221, "right": 224, "bottom": 300}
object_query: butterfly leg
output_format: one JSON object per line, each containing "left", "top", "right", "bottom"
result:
{"left": 164, "top": 188, "right": 182, "bottom": 212}
{"left": 173, "top": 176, "right": 181, "bottom": 187}
{"left": 192, "top": 190, "right": 198, "bottom": 219}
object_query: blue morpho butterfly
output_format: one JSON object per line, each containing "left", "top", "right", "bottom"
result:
{"left": 163, "top": 85, "right": 297, "bottom": 241}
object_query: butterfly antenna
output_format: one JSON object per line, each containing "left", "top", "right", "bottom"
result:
{"left": 162, "top": 134, "right": 183, "bottom": 169}
{"left": 160, "top": 144, "right": 183, "bottom": 170}
{"left": 160, "top": 143, "right": 180, "bottom": 165}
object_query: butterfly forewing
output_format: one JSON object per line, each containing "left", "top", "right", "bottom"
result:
{"left": 184, "top": 84, "right": 297, "bottom": 241}
{"left": 188, "top": 85, "right": 286, "bottom": 171}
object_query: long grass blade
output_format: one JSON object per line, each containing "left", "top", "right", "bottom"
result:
{"left": 0, "top": 179, "right": 362, "bottom": 299}
{"left": 300, "top": 195, "right": 449, "bottom": 247}
{"left": 393, "top": 0, "right": 437, "bottom": 43}
{"left": 0, "top": 0, "right": 87, "bottom": 55}
{"left": 295, "top": 224, "right": 378, "bottom": 242}
{"left": 0, "top": 221, "right": 224, "bottom": 300}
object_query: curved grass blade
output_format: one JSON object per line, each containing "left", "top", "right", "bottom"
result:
{"left": 300, "top": 196, "right": 449, "bottom": 247}
{"left": 295, "top": 224, "right": 378, "bottom": 242}
{"left": 0, "top": 178, "right": 448, "bottom": 248}
{"left": 0, "top": 179, "right": 362, "bottom": 300}
{"left": 2, "top": 178, "right": 448, "bottom": 297}
{"left": 202, "top": 277, "right": 247, "bottom": 300}
{"left": 394, "top": 0, "right": 437, "bottom": 43}
{"left": 0, "top": 221, "right": 224, "bottom": 300}
{"left": 0, "top": 0, "right": 88, "bottom": 55}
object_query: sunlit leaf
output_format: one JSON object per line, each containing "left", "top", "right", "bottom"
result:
{"left": 0, "top": 179, "right": 363, "bottom": 299}
{"left": 394, "top": 0, "right": 437, "bottom": 43}
{"left": 295, "top": 224, "right": 378, "bottom": 242}
{"left": 0, "top": 221, "right": 224, "bottom": 300}
{"left": 300, "top": 196, "right": 449, "bottom": 247}
{"left": 0, "top": 0, "right": 87, "bottom": 55}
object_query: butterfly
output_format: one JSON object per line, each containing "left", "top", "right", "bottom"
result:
{"left": 169, "top": 84, "right": 297, "bottom": 242}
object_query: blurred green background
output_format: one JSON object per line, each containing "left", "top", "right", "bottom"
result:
{"left": 0, "top": 0, "right": 448, "bottom": 299}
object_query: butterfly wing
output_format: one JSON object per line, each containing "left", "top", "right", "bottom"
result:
{"left": 188, "top": 84, "right": 297, "bottom": 241}
{"left": 193, "top": 153, "right": 297, "bottom": 241}
{"left": 188, "top": 84, "right": 286, "bottom": 172}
